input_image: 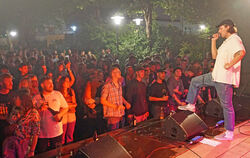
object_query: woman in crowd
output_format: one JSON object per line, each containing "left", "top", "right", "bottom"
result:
{"left": 3, "top": 90, "right": 40, "bottom": 158}
{"left": 83, "top": 69, "right": 105, "bottom": 134}
{"left": 28, "top": 74, "right": 40, "bottom": 97}
{"left": 18, "top": 77, "right": 32, "bottom": 93}
{"left": 54, "top": 60, "right": 75, "bottom": 90}
{"left": 58, "top": 76, "right": 77, "bottom": 144}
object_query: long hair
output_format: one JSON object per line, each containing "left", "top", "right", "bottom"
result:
{"left": 58, "top": 76, "right": 72, "bottom": 96}
{"left": 227, "top": 25, "right": 237, "bottom": 34}
{"left": 13, "top": 89, "right": 34, "bottom": 112}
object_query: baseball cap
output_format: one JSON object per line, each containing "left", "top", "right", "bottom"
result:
{"left": 156, "top": 68, "right": 166, "bottom": 73}
{"left": 173, "top": 67, "right": 182, "bottom": 73}
{"left": 216, "top": 19, "right": 235, "bottom": 28}
{"left": 134, "top": 65, "right": 145, "bottom": 72}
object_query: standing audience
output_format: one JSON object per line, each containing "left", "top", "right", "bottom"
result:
{"left": 32, "top": 76, "right": 68, "bottom": 153}
{"left": 3, "top": 90, "right": 40, "bottom": 158}
{"left": 0, "top": 47, "right": 219, "bottom": 157}
{"left": 58, "top": 76, "right": 77, "bottom": 145}
{"left": 101, "top": 66, "right": 131, "bottom": 131}
{"left": 126, "top": 66, "right": 149, "bottom": 123}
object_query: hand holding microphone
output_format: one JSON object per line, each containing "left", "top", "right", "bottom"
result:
{"left": 211, "top": 33, "right": 220, "bottom": 41}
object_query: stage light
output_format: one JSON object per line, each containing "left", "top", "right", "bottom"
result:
{"left": 199, "top": 24, "right": 206, "bottom": 31}
{"left": 111, "top": 16, "right": 125, "bottom": 25}
{"left": 9, "top": 31, "right": 17, "bottom": 37}
{"left": 133, "top": 18, "right": 143, "bottom": 26}
{"left": 71, "top": 25, "right": 77, "bottom": 32}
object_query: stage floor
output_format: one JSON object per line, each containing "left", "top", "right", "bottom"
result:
{"left": 176, "top": 120, "right": 250, "bottom": 158}
{"left": 109, "top": 117, "right": 250, "bottom": 158}
{"left": 34, "top": 116, "right": 250, "bottom": 158}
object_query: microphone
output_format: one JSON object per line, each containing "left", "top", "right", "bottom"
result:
{"left": 207, "top": 33, "right": 220, "bottom": 39}
{"left": 207, "top": 35, "right": 214, "bottom": 39}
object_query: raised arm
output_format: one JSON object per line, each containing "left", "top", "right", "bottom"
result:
{"left": 211, "top": 33, "right": 219, "bottom": 59}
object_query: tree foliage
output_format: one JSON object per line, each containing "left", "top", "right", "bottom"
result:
{"left": 2, "top": 0, "right": 246, "bottom": 63}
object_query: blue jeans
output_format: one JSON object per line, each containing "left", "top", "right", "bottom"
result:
{"left": 186, "top": 72, "right": 235, "bottom": 131}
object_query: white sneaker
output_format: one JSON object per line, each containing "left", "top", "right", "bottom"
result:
{"left": 178, "top": 103, "right": 196, "bottom": 112}
{"left": 214, "top": 130, "right": 234, "bottom": 140}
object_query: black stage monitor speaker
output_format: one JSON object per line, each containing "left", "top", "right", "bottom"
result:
{"left": 164, "top": 111, "right": 208, "bottom": 141}
{"left": 76, "top": 135, "right": 132, "bottom": 158}
{"left": 205, "top": 99, "right": 223, "bottom": 118}
{"left": 205, "top": 96, "right": 250, "bottom": 120}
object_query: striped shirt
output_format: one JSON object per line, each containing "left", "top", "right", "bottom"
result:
{"left": 101, "top": 80, "right": 124, "bottom": 117}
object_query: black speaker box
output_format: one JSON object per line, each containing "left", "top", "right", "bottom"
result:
{"left": 205, "top": 96, "right": 250, "bottom": 120}
{"left": 164, "top": 111, "right": 208, "bottom": 141}
{"left": 76, "top": 135, "right": 132, "bottom": 158}
{"left": 205, "top": 98, "right": 223, "bottom": 118}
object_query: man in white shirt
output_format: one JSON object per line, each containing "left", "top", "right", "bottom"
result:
{"left": 178, "top": 19, "right": 246, "bottom": 140}
{"left": 33, "top": 76, "right": 68, "bottom": 153}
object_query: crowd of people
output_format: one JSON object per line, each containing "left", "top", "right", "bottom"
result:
{"left": 0, "top": 47, "right": 217, "bottom": 157}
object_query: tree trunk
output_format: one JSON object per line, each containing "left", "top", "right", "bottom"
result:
{"left": 143, "top": 1, "right": 153, "bottom": 52}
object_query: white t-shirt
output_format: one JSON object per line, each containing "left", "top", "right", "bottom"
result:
{"left": 33, "top": 90, "right": 68, "bottom": 138}
{"left": 212, "top": 34, "right": 245, "bottom": 87}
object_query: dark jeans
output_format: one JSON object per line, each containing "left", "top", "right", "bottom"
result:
{"left": 107, "top": 117, "right": 125, "bottom": 131}
{"left": 186, "top": 72, "right": 235, "bottom": 131}
{"left": 36, "top": 134, "right": 62, "bottom": 154}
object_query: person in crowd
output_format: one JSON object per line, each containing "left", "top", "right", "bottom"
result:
{"left": 190, "top": 61, "right": 202, "bottom": 76}
{"left": 126, "top": 54, "right": 137, "bottom": 67}
{"left": 18, "top": 77, "right": 32, "bottom": 92}
{"left": 105, "top": 49, "right": 114, "bottom": 62}
{"left": 125, "top": 66, "right": 134, "bottom": 86}
{"left": 27, "top": 62, "right": 33, "bottom": 74}
{"left": 101, "top": 66, "right": 131, "bottom": 131}
{"left": 74, "top": 62, "right": 87, "bottom": 102}
{"left": 0, "top": 73, "right": 14, "bottom": 156}
{"left": 202, "top": 58, "right": 209, "bottom": 73}
{"left": 18, "top": 63, "right": 29, "bottom": 77}
{"left": 3, "top": 90, "right": 40, "bottom": 158}
{"left": 34, "top": 60, "right": 47, "bottom": 80}
{"left": 100, "top": 49, "right": 106, "bottom": 59}
{"left": 101, "top": 61, "right": 111, "bottom": 80}
{"left": 32, "top": 76, "right": 68, "bottom": 153}
{"left": 155, "top": 61, "right": 161, "bottom": 71}
{"left": 29, "top": 74, "right": 40, "bottom": 97}
{"left": 83, "top": 69, "right": 105, "bottom": 134}
{"left": 148, "top": 61, "right": 157, "bottom": 84}
{"left": 0, "top": 65, "right": 10, "bottom": 74}
{"left": 143, "top": 57, "right": 151, "bottom": 65}
{"left": 174, "top": 56, "right": 182, "bottom": 68}
{"left": 180, "top": 59, "right": 189, "bottom": 72}
{"left": 142, "top": 65, "right": 150, "bottom": 86}
{"left": 126, "top": 66, "right": 149, "bottom": 123}
{"left": 54, "top": 60, "right": 75, "bottom": 90}
{"left": 58, "top": 76, "right": 77, "bottom": 145}
{"left": 80, "top": 50, "right": 87, "bottom": 63}
{"left": 164, "top": 61, "right": 172, "bottom": 82}
{"left": 167, "top": 67, "right": 186, "bottom": 112}
{"left": 148, "top": 68, "right": 169, "bottom": 118}
{"left": 14, "top": 63, "right": 29, "bottom": 89}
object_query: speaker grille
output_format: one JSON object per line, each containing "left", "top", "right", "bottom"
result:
{"left": 164, "top": 111, "right": 208, "bottom": 141}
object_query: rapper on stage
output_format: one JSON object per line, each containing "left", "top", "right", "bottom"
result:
{"left": 178, "top": 19, "right": 246, "bottom": 140}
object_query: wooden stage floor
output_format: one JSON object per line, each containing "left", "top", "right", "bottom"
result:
{"left": 177, "top": 120, "right": 250, "bottom": 158}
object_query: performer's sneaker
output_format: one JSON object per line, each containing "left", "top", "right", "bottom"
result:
{"left": 214, "top": 130, "right": 234, "bottom": 140}
{"left": 178, "top": 103, "right": 196, "bottom": 112}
